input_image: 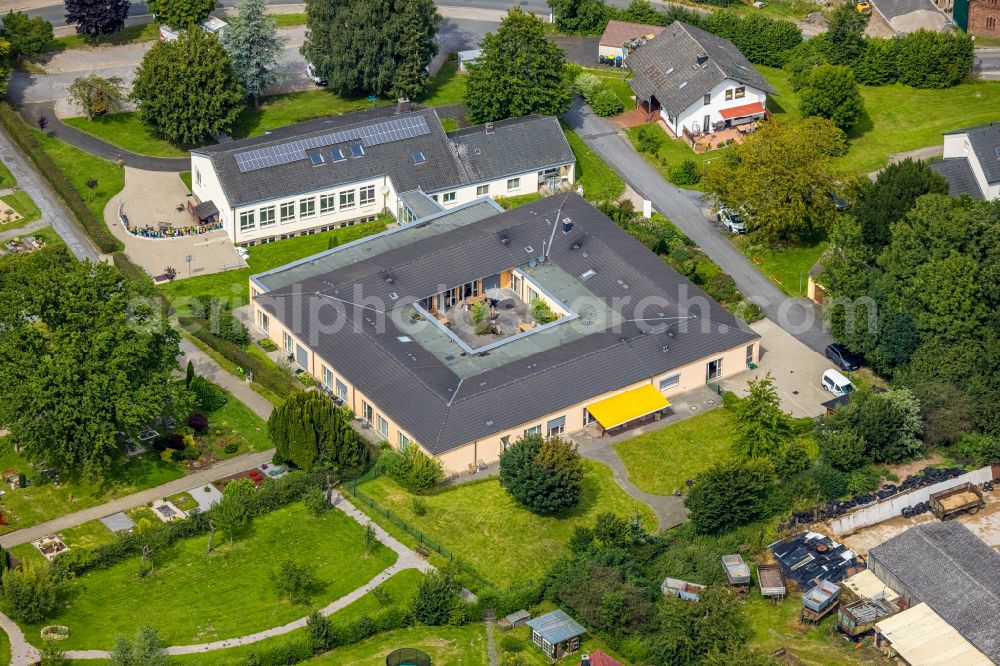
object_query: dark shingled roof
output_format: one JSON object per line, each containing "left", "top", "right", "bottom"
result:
{"left": 869, "top": 522, "right": 1000, "bottom": 663}
{"left": 627, "top": 22, "right": 775, "bottom": 118}
{"left": 254, "top": 194, "right": 758, "bottom": 455}
{"left": 193, "top": 108, "right": 573, "bottom": 208}
{"left": 944, "top": 122, "right": 1000, "bottom": 184}
{"left": 931, "top": 158, "right": 986, "bottom": 200}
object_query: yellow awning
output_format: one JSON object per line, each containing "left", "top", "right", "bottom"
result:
{"left": 587, "top": 384, "right": 670, "bottom": 429}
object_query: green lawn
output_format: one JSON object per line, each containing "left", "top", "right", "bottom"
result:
{"left": 166, "top": 491, "right": 199, "bottom": 512}
{"left": 0, "top": 436, "right": 184, "bottom": 536}
{"left": 0, "top": 625, "right": 9, "bottom": 666}
{"left": 615, "top": 408, "right": 735, "bottom": 495}
{"left": 440, "top": 117, "right": 459, "bottom": 132}
{"left": 179, "top": 171, "right": 193, "bottom": 191}
{"left": 20, "top": 503, "right": 398, "bottom": 650}
{"left": 581, "top": 67, "right": 634, "bottom": 108}
{"left": 169, "top": 568, "right": 425, "bottom": 665}
{"left": 64, "top": 114, "right": 190, "bottom": 158}
{"left": 0, "top": 159, "right": 13, "bottom": 188}
{"left": 159, "top": 217, "right": 388, "bottom": 306}
{"left": 58, "top": 519, "right": 117, "bottom": 551}
{"left": 733, "top": 234, "right": 829, "bottom": 297}
{"left": 0, "top": 191, "right": 42, "bottom": 232}
{"left": 562, "top": 124, "right": 625, "bottom": 203}
{"left": 271, "top": 12, "right": 307, "bottom": 27}
{"left": 305, "top": 625, "right": 489, "bottom": 665}
{"left": 624, "top": 122, "right": 719, "bottom": 191}
{"left": 355, "top": 459, "right": 655, "bottom": 587}
{"left": 420, "top": 58, "right": 467, "bottom": 107}
{"left": 233, "top": 90, "right": 391, "bottom": 139}
{"left": 9, "top": 226, "right": 65, "bottom": 250}
{"left": 745, "top": 593, "right": 892, "bottom": 666}
{"left": 50, "top": 22, "right": 160, "bottom": 51}
{"left": 759, "top": 65, "right": 1000, "bottom": 174}
{"left": 202, "top": 387, "right": 273, "bottom": 455}
{"left": 32, "top": 129, "right": 124, "bottom": 222}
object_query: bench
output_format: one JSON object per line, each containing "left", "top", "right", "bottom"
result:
{"left": 415, "top": 545, "right": 430, "bottom": 558}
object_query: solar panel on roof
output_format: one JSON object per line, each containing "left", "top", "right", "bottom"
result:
{"left": 233, "top": 115, "right": 430, "bottom": 173}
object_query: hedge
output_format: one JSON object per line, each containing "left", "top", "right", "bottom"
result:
{"left": 0, "top": 102, "right": 121, "bottom": 254}
{"left": 180, "top": 316, "right": 301, "bottom": 396}
{"left": 51, "top": 472, "right": 324, "bottom": 579}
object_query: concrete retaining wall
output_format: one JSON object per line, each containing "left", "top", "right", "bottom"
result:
{"left": 830, "top": 466, "right": 995, "bottom": 536}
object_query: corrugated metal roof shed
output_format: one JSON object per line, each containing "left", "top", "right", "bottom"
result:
{"left": 526, "top": 610, "right": 586, "bottom": 644}
{"left": 876, "top": 603, "right": 993, "bottom": 666}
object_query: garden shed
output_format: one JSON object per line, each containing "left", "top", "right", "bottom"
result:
{"left": 526, "top": 609, "right": 587, "bottom": 659}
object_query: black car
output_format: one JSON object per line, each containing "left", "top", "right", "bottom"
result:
{"left": 825, "top": 343, "right": 861, "bottom": 371}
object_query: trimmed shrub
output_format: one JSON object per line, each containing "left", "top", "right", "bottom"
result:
{"left": 574, "top": 72, "right": 602, "bottom": 98}
{"left": 667, "top": 159, "right": 701, "bottom": 186}
{"left": 590, "top": 87, "right": 624, "bottom": 117}
{"left": 895, "top": 29, "right": 973, "bottom": 88}
{"left": 635, "top": 124, "right": 664, "bottom": 154}
{"left": 189, "top": 376, "right": 228, "bottom": 412}
{"left": 187, "top": 411, "right": 209, "bottom": 433}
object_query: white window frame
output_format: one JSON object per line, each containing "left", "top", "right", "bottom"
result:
{"left": 320, "top": 194, "right": 336, "bottom": 215}
{"left": 442, "top": 191, "right": 457, "bottom": 203}
{"left": 322, "top": 366, "right": 333, "bottom": 388}
{"left": 546, "top": 416, "right": 565, "bottom": 437}
{"left": 257, "top": 311, "right": 269, "bottom": 333}
{"left": 335, "top": 379, "right": 348, "bottom": 401}
{"left": 283, "top": 332, "right": 293, "bottom": 353}
{"left": 377, "top": 414, "right": 389, "bottom": 438}
{"left": 299, "top": 197, "right": 316, "bottom": 219}
{"left": 194, "top": 168, "right": 201, "bottom": 186}
{"left": 280, "top": 201, "right": 295, "bottom": 224}
{"left": 362, "top": 401, "right": 374, "bottom": 423}
{"left": 399, "top": 433, "right": 410, "bottom": 449}
{"left": 524, "top": 425, "right": 541, "bottom": 437}
{"left": 476, "top": 184, "right": 489, "bottom": 196}
{"left": 340, "top": 190, "right": 356, "bottom": 210}
{"left": 259, "top": 205, "right": 276, "bottom": 228}
{"left": 507, "top": 177, "right": 520, "bottom": 192}
{"left": 359, "top": 185, "right": 376, "bottom": 207}
{"left": 239, "top": 210, "right": 255, "bottom": 231}
{"left": 659, "top": 373, "right": 680, "bottom": 391}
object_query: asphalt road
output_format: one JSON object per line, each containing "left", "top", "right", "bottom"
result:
{"left": 563, "top": 100, "right": 834, "bottom": 354}
{"left": 975, "top": 48, "right": 1000, "bottom": 80}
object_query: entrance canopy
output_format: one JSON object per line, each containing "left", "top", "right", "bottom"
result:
{"left": 719, "top": 102, "right": 766, "bottom": 120}
{"left": 587, "top": 384, "right": 670, "bottom": 430}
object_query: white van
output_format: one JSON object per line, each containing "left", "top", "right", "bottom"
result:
{"left": 821, "top": 368, "right": 854, "bottom": 397}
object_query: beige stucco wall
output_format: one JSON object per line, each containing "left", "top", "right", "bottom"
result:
{"left": 254, "top": 293, "right": 758, "bottom": 474}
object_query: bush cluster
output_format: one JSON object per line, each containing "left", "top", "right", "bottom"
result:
{"left": 374, "top": 444, "right": 444, "bottom": 493}
{"left": 573, "top": 73, "right": 623, "bottom": 117}
{"left": 189, "top": 375, "right": 228, "bottom": 412}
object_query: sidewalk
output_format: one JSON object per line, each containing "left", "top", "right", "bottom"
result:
{"left": 0, "top": 450, "right": 274, "bottom": 549}
{"left": 180, "top": 337, "right": 274, "bottom": 421}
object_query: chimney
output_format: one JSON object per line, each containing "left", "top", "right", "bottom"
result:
{"left": 562, "top": 217, "right": 573, "bottom": 234}
{"left": 697, "top": 53, "right": 708, "bottom": 66}
{"left": 485, "top": 122, "right": 494, "bottom": 135}
{"left": 395, "top": 97, "right": 410, "bottom": 115}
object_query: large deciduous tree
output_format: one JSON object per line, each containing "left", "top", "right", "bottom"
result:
{"left": 547, "top": 0, "right": 609, "bottom": 35}
{"left": 147, "top": 0, "right": 215, "bottom": 29}
{"left": 0, "top": 249, "right": 186, "bottom": 476}
{"left": 0, "top": 560, "right": 61, "bottom": 624}
{"left": 824, "top": 3, "right": 867, "bottom": 66}
{"left": 130, "top": 28, "right": 245, "bottom": 144}
{"left": 68, "top": 74, "right": 128, "bottom": 120}
{"left": 499, "top": 432, "right": 583, "bottom": 515}
{"left": 703, "top": 117, "right": 846, "bottom": 240}
{"left": 0, "top": 40, "right": 10, "bottom": 96}
{"left": 684, "top": 459, "right": 774, "bottom": 534}
{"left": 798, "top": 64, "right": 864, "bottom": 131}
{"left": 465, "top": 8, "right": 571, "bottom": 123}
{"left": 220, "top": 0, "right": 287, "bottom": 106}
{"left": 1, "top": 11, "right": 53, "bottom": 60}
{"left": 301, "top": 0, "right": 439, "bottom": 98}
{"left": 267, "top": 391, "right": 369, "bottom": 475}
{"left": 64, "top": 0, "right": 131, "bottom": 37}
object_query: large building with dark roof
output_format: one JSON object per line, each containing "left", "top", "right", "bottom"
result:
{"left": 868, "top": 522, "right": 1000, "bottom": 664}
{"left": 190, "top": 106, "right": 575, "bottom": 245}
{"left": 627, "top": 21, "right": 775, "bottom": 138}
{"left": 249, "top": 193, "right": 759, "bottom": 473}
{"left": 932, "top": 122, "right": 1000, "bottom": 201}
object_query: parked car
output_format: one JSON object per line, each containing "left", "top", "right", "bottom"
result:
{"left": 306, "top": 63, "right": 327, "bottom": 86}
{"left": 716, "top": 207, "right": 746, "bottom": 234}
{"left": 821, "top": 368, "right": 854, "bottom": 397}
{"left": 825, "top": 343, "right": 861, "bottom": 371}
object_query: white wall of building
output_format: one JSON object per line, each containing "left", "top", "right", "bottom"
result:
{"left": 659, "top": 79, "right": 767, "bottom": 136}
{"left": 191, "top": 154, "right": 233, "bottom": 235}
{"left": 427, "top": 163, "right": 576, "bottom": 209}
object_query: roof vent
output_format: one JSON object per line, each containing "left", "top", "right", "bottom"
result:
{"left": 697, "top": 53, "right": 708, "bottom": 66}
{"left": 679, "top": 81, "right": 688, "bottom": 89}
{"left": 389, "top": 292, "right": 398, "bottom": 300}
{"left": 524, "top": 245, "right": 534, "bottom": 253}
{"left": 571, "top": 241, "right": 582, "bottom": 250}
{"left": 500, "top": 235, "right": 509, "bottom": 245}
{"left": 486, "top": 420, "right": 494, "bottom": 426}
{"left": 661, "top": 345, "right": 669, "bottom": 352}
{"left": 485, "top": 122, "right": 494, "bottom": 135}
{"left": 665, "top": 67, "right": 675, "bottom": 76}
{"left": 529, "top": 259, "right": 537, "bottom": 268}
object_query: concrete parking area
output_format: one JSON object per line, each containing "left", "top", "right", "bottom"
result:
{"left": 104, "top": 167, "right": 245, "bottom": 281}
{"left": 719, "top": 318, "right": 834, "bottom": 418}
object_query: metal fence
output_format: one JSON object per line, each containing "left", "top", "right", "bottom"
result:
{"left": 344, "top": 479, "right": 494, "bottom": 589}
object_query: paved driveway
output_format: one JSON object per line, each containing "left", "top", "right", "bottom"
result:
{"left": 871, "top": 0, "right": 951, "bottom": 33}
{"left": 563, "top": 100, "right": 834, "bottom": 355}
{"left": 719, "top": 318, "right": 833, "bottom": 418}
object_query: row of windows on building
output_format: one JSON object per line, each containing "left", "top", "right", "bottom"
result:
{"left": 241, "top": 217, "right": 376, "bottom": 247}
{"left": 428, "top": 177, "right": 522, "bottom": 205}
{"left": 239, "top": 185, "right": 378, "bottom": 232}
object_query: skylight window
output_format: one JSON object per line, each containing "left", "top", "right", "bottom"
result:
{"left": 665, "top": 67, "right": 675, "bottom": 76}
{"left": 412, "top": 151, "right": 426, "bottom": 164}
{"left": 679, "top": 81, "right": 688, "bottom": 89}
{"left": 331, "top": 148, "right": 346, "bottom": 161}
{"left": 580, "top": 268, "right": 597, "bottom": 281}
{"left": 396, "top": 335, "right": 412, "bottom": 342}
{"left": 350, "top": 144, "right": 365, "bottom": 158}
{"left": 309, "top": 153, "right": 324, "bottom": 166}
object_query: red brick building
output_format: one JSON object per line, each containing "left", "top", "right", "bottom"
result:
{"left": 955, "top": 0, "right": 1000, "bottom": 37}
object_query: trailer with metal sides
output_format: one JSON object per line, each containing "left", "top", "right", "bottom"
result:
{"left": 722, "top": 554, "right": 751, "bottom": 596}
{"left": 757, "top": 564, "right": 786, "bottom": 601}
{"left": 801, "top": 579, "right": 841, "bottom": 623}
{"left": 929, "top": 482, "right": 985, "bottom": 520}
